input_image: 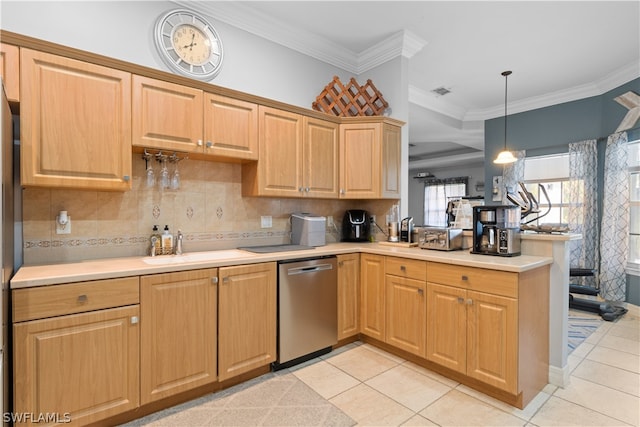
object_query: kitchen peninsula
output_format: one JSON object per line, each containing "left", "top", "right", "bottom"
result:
{"left": 11, "top": 243, "right": 552, "bottom": 425}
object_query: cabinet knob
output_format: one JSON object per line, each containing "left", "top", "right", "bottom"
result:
{"left": 457, "top": 297, "right": 464, "bottom": 304}
{"left": 305, "top": 187, "right": 310, "bottom": 192}
{"left": 417, "top": 288, "right": 424, "bottom": 295}
{"left": 340, "top": 189, "right": 345, "bottom": 194}
{"left": 299, "top": 187, "right": 304, "bottom": 192}
{"left": 197, "top": 140, "right": 203, "bottom": 146}
{"left": 338, "top": 261, "right": 344, "bottom": 267}
{"left": 466, "top": 299, "right": 473, "bottom": 305}
{"left": 130, "top": 316, "right": 139, "bottom": 325}
{"left": 461, "top": 275, "right": 469, "bottom": 281}
{"left": 223, "top": 277, "right": 230, "bottom": 283}
{"left": 206, "top": 141, "right": 213, "bottom": 148}
{"left": 77, "top": 294, "right": 88, "bottom": 304}
{"left": 212, "top": 277, "right": 219, "bottom": 284}
{"left": 123, "top": 175, "right": 130, "bottom": 182}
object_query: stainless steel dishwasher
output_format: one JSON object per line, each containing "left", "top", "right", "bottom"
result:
{"left": 276, "top": 256, "right": 337, "bottom": 368}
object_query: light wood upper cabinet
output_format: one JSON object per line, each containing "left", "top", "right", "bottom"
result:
{"left": 0, "top": 43, "right": 19, "bottom": 102}
{"left": 302, "top": 116, "right": 340, "bottom": 198}
{"left": 360, "top": 253, "right": 386, "bottom": 341}
{"left": 204, "top": 93, "right": 258, "bottom": 160}
{"left": 339, "top": 121, "right": 401, "bottom": 199}
{"left": 218, "top": 262, "right": 277, "bottom": 381}
{"left": 132, "top": 75, "right": 203, "bottom": 153}
{"left": 243, "top": 106, "right": 303, "bottom": 197}
{"left": 20, "top": 49, "right": 132, "bottom": 191}
{"left": 337, "top": 253, "right": 360, "bottom": 340}
{"left": 140, "top": 269, "right": 217, "bottom": 404}
{"left": 133, "top": 76, "right": 258, "bottom": 161}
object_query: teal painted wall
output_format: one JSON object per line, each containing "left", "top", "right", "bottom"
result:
{"left": 484, "top": 77, "right": 640, "bottom": 305}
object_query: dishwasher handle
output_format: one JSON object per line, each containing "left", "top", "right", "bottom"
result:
{"left": 286, "top": 263, "right": 334, "bottom": 276}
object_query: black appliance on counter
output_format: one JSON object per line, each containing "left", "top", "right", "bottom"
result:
{"left": 471, "top": 205, "right": 521, "bottom": 256}
{"left": 342, "top": 210, "right": 371, "bottom": 242}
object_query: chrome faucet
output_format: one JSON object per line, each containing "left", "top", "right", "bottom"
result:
{"left": 175, "top": 229, "right": 183, "bottom": 255}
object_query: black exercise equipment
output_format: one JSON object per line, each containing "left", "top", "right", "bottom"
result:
{"left": 569, "top": 268, "right": 627, "bottom": 321}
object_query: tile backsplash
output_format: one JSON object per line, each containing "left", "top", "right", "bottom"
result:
{"left": 22, "top": 155, "right": 396, "bottom": 265}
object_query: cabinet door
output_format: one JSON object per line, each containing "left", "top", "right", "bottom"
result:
{"left": 132, "top": 75, "right": 203, "bottom": 152}
{"left": 386, "top": 275, "right": 426, "bottom": 357}
{"left": 254, "top": 106, "right": 303, "bottom": 197}
{"left": 426, "top": 282, "right": 466, "bottom": 373}
{"left": 20, "top": 49, "right": 132, "bottom": 191}
{"left": 303, "top": 116, "right": 339, "bottom": 198}
{"left": 14, "top": 306, "right": 139, "bottom": 426}
{"left": 218, "top": 262, "right": 277, "bottom": 381}
{"left": 204, "top": 93, "right": 258, "bottom": 160}
{"left": 140, "top": 269, "right": 217, "bottom": 404}
{"left": 339, "top": 123, "right": 381, "bottom": 198}
{"left": 337, "top": 253, "right": 360, "bottom": 340}
{"left": 381, "top": 124, "right": 401, "bottom": 198}
{"left": 360, "top": 253, "right": 385, "bottom": 340}
{"left": 467, "top": 290, "right": 518, "bottom": 393}
{"left": 0, "top": 43, "right": 19, "bottom": 102}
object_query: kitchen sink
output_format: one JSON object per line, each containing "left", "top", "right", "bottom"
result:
{"left": 142, "top": 249, "right": 247, "bottom": 265}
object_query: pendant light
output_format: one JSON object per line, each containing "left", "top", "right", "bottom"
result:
{"left": 493, "top": 70, "right": 517, "bottom": 164}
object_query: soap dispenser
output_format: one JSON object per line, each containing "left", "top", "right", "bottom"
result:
{"left": 161, "top": 225, "right": 173, "bottom": 255}
{"left": 150, "top": 225, "right": 162, "bottom": 256}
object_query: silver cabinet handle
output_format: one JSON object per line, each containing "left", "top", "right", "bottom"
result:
{"left": 212, "top": 277, "right": 219, "bottom": 284}
{"left": 305, "top": 187, "right": 310, "bottom": 192}
{"left": 466, "top": 299, "right": 473, "bottom": 305}
{"left": 206, "top": 141, "right": 213, "bottom": 148}
{"left": 299, "top": 187, "right": 304, "bottom": 192}
{"left": 417, "top": 288, "right": 424, "bottom": 295}
{"left": 123, "top": 175, "right": 130, "bottom": 182}
{"left": 197, "top": 139, "right": 203, "bottom": 146}
{"left": 130, "top": 316, "right": 139, "bottom": 325}
{"left": 457, "top": 297, "right": 464, "bottom": 304}
{"left": 77, "top": 294, "right": 88, "bottom": 304}
{"left": 461, "top": 275, "right": 468, "bottom": 281}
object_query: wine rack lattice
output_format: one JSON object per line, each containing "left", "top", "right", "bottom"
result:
{"left": 312, "top": 76, "right": 388, "bottom": 117}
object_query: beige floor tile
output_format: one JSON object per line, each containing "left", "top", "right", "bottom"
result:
{"left": 553, "top": 376, "right": 639, "bottom": 425}
{"left": 325, "top": 345, "right": 400, "bottom": 381}
{"left": 401, "top": 361, "right": 460, "bottom": 388}
{"left": 530, "top": 396, "right": 630, "bottom": 426}
{"left": 330, "top": 383, "right": 414, "bottom": 426}
{"left": 365, "top": 365, "right": 451, "bottom": 412}
{"left": 456, "top": 384, "right": 550, "bottom": 422}
{"left": 584, "top": 329, "right": 607, "bottom": 346}
{"left": 360, "top": 343, "right": 407, "bottom": 364}
{"left": 598, "top": 334, "right": 640, "bottom": 356}
{"left": 401, "top": 414, "right": 439, "bottom": 426}
{"left": 608, "top": 321, "right": 640, "bottom": 342}
{"left": 571, "top": 340, "right": 596, "bottom": 358}
{"left": 418, "top": 389, "right": 525, "bottom": 426}
{"left": 292, "top": 360, "right": 360, "bottom": 399}
{"left": 586, "top": 345, "right": 640, "bottom": 373}
{"left": 572, "top": 359, "right": 640, "bottom": 397}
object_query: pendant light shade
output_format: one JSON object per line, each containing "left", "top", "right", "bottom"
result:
{"left": 493, "top": 70, "right": 517, "bottom": 164}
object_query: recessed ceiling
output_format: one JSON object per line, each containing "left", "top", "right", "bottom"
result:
{"left": 175, "top": 1, "right": 640, "bottom": 168}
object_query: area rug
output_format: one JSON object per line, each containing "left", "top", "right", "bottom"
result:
{"left": 568, "top": 314, "right": 603, "bottom": 354}
{"left": 121, "top": 371, "right": 356, "bottom": 426}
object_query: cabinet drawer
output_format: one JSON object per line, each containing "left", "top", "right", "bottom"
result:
{"left": 386, "top": 257, "right": 426, "bottom": 281}
{"left": 427, "top": 262, "right": 517, "bottom": 298}
{"left": 13, "top": 277, "right": 140, "bottom": 322}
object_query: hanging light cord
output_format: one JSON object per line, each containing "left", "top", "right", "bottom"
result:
{"left": 502, "top": 70, "right": 512, "bottom": 150}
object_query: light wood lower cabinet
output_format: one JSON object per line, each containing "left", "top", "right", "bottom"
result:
{"left": 385, "top": 275, "right": 426, "bottom": 357}
{"left": 13, "top": 277, "right": 140, "bottom": 426}
{"left": 360, "top": 253, "right": 386, "bottom": 340}
{"left": 140, "top": 269, "right": 218, "bottom": 404}
{"left": 218, "top": 262, "right": 277, "bottom": 381}
{"left": 426, "top": 262, "right": 549, "bottom": 408}
{"left": 337, "top": 253, "right": 360, "bottom": 340}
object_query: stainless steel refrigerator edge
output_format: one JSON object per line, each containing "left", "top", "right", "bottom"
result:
{"left": 1, "top": 83, "right": 14, "bottom": 425}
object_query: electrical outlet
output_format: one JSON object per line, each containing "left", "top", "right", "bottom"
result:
{"left": 260, "top": 216, "right": 272, "bottom": 228}
{"left": 370, "top": 215, "right": 376, "bottom": 224}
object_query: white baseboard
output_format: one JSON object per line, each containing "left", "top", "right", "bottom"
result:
{"left": 548, "top": 364, "right": 570, "bottom": 388}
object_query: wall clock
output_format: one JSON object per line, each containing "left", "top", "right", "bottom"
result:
{"left": 154, "top": 9, "right": 224, "bottom": 80}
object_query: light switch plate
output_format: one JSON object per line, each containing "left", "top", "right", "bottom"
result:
{"left": 492, "top": 176, "right": 503, "bottom": 202}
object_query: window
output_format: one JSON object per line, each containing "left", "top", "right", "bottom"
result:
{"left": 522, "top": 154, "right": 571, "bottom": 226}
{"left": 423, "top": 178, "right": 467, "bottom": 226}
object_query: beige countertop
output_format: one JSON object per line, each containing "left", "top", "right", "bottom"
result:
{"left": 10, "top": 242, "right": 553, "bottom": 289}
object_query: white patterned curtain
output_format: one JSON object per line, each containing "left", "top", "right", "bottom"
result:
{"left": 501, "top": 150, "right": 526, "bottom": 204}
{"left": 568, "top": 140, "right": 598, "bottom": 288}
{"left": 599, "top": 132, "right": 629, "bottom": 301}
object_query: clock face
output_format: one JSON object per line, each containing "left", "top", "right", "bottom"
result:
{"left": 155, "top": 9, "right": 224, "bottom": 80}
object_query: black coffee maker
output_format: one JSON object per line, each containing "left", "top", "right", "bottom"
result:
{"left": 342, "top": 210, "right": 371, "bottom": 242}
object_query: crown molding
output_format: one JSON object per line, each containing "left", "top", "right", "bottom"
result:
{"left": 172, "top": 1, "right": 425, "bottom": 74}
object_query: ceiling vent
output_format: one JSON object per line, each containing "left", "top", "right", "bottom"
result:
{"left": 431, "top": 87, "right": 451, "bottom": 96}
